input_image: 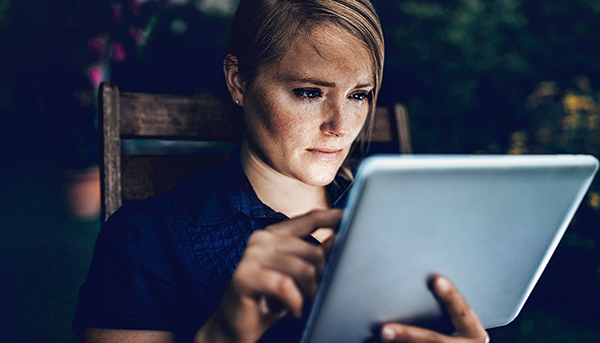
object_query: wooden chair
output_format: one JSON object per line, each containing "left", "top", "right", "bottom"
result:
{"left": 99, "top": 82, "right": 412, "bottom": 221}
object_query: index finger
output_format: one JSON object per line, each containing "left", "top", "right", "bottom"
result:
{"left": 432, "top": 275, "right": 487, "bottom": 338}
{"left": 267, "top": 209, "right": 343, "bottom": 238}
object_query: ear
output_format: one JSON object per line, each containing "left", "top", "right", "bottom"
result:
{"left": 223, "top": 54, "right": 246, "bottom": 106}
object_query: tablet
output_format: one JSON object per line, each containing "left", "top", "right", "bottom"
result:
{"left": 301, "top": 154, "right": 599, "bottom": 343}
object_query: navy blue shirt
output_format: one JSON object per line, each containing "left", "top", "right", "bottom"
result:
{"left": 72, "top": 154, "right": 349, "bottom": 342}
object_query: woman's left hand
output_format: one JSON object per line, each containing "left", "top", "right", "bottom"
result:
{"left": 379, "top": 276, "right": 489, "bottom": 343}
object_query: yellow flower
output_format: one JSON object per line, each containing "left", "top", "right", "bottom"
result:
{"left": 510, "top": 130, "right": 528, "bottom": 143}
{"left": 535, "top": 81, "right": 559, "bottom": 97}
{"left": 563, "top": 92, "right": 579, "bottom": 113}
{"left": 562, "top": 113, "right": 581, "bottom": 131}
{"left": 587, "top": 114, "right": 599, "bottom": 130}
{"left": 588, "top": 191, "right": 600, "bottom": 211}
{"left": 563, "top": 93, "right": 595, "bottom": 113}
{"left": 507, "top": 146, "right": 526, "bottom": 155}
{"left": 579, "top": 95, "right": 595, "bottom": 111}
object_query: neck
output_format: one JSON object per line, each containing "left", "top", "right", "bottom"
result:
{"left": 241, "top": 141, "right": 329, "bottom": 218}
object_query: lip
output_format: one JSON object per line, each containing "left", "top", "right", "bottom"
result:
{"left": 307, "top": 148, "right": 342, "bottom": 162}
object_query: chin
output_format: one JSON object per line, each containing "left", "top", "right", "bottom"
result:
{"left": 298, "top": 166, "right": 340, "bottom": 187}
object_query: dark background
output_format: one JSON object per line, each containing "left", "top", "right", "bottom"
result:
{"left": 1, "top": 0, "right": 599, "bottom": 342}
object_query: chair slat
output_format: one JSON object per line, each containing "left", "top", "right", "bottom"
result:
{"left": 119, "top": 92, "right": 243, "bottom": 140}
{"left": 100, "top": 82, "right": 123, "bottom": 220}
{"left": 394, "top": 103, "right": 413, "bottom": 154}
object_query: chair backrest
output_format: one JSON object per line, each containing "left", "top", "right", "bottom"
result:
{"left": 99, "top": 82, "right": 412, "bottom": 221}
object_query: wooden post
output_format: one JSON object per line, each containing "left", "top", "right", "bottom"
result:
{"left": 99, "top": 82, "right": 122, "bottom": 221}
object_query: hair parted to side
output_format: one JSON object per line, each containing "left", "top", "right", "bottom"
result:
{"left": 226, "top": 0, "right": 385, "bottom": 159}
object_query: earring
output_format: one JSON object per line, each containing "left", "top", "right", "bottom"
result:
{"left": 235, "top": 100, "right": 240, "bottom": 106}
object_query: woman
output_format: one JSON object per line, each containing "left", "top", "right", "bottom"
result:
{"left": 73, "top": 0, "right": 489, "bottom": 342}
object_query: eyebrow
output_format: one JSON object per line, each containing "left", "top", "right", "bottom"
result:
{"left": 284, "top": 76, "right": 373, "bottom": 89}
{"left": 294, "top": 78, "right": 336, "bottom": 87}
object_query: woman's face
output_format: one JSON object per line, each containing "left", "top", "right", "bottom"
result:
{"left": 242, "top": 25, "right": 374, "bottom": 187}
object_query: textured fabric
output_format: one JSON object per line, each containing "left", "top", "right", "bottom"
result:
{"left": 72, "top": 153, "right": 349, "bottom": 342}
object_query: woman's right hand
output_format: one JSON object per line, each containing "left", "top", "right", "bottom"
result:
{"left": 194, "top": 209, "right": 342, "bottom": 343}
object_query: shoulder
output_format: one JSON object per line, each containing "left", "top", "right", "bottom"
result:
{"left": 86, "top": 163, "right": 246, "bottom": 285}
{"left": 110, "top": 159, "right": 247, "bottom": 229}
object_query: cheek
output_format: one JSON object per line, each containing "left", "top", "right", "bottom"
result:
{"left": 270, "top": 111, "right": 306, "bottom": 137}
{"left": 245, "top": 88, "right": 277, "bottom": 134}
{"left": 349, "top": 105, "right": 370, "bottom": 139}
{"left": 245, "top": 87, "right": 306, "bottom": 145}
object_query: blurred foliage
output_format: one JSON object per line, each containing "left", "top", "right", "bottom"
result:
{"left": 375, "top": 0, "right": 600, "bottom": 154}
{"left": 509, "top": 76, "right": 600, "bottom": 157}
{"left": 507, "top": 75, "right": 600, "bottom": 212}
{"left": 0, "top": 0, "right": 13, "bottom": 29}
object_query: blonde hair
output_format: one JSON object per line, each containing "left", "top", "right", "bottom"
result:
{"left": 226, "top": 0, "right": 385, "bottom": 173}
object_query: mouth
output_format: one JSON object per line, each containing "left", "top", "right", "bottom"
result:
{"left": 307, "top": 148, "right": 343, "bottom": 162}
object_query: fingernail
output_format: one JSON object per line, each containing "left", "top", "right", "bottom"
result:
{"left": 381, "top": 326, "right": 395, "bottom": 342}
{"left": 437, "top": 276, "right": 451, "bottom": 293}
{"left": 258, "top": 296, "right": 270, "bottom": 316}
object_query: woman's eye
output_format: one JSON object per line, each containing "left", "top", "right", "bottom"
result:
{"left": 351, "top": 92, "right": 369, "bottom": 101}
{"left": 295, "top": 89, "right": 321, "bottom": 100}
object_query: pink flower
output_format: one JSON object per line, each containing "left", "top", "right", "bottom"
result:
{"left": 89, "top": 36, "right": 107, "bottom": 57}
{"left": 88, "top": 66, "right": 105, "bottom": 88}
{"left": 112, "top": 42, "right": 127, "bottom": 62}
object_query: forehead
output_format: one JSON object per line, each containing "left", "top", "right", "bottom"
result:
{"left": 260, "top": 24, "right": 374, "bottom": 85}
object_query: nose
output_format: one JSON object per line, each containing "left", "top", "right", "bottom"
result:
{"left": 320, "top": 100, "right": 350, "bottom": 137}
